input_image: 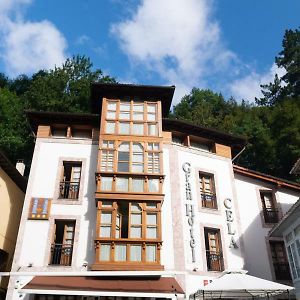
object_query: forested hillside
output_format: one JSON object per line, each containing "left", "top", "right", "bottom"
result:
{"left": 0, "top": 29, "right": 299, "bottom": 180}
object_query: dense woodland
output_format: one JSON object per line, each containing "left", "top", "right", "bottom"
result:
{"left": 0, "top": 29, "right": 299, "bottom": 181}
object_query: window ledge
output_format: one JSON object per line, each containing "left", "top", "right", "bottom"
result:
{"left": 90, "top": 263, "right": 164, "bottom": 271}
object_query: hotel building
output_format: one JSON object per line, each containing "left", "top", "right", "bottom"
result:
{"left": 4, "top": 83, "right": 300, "bottom": 300}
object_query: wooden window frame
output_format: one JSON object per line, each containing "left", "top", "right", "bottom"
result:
{"left": 260, "top": 190, "right": 279, "bottom": 224}
{"left": 199, "top": 172, "right": 217, "bottom": 209}
{"left": 103, "top": 99, "right": 160, "bottom": 137}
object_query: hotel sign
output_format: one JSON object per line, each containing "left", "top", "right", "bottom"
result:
{"left": 182, "top": 162, "right": 196, "bottom": 262}
{"left": 224, "top": 198, "right": 238, "bottom": 248}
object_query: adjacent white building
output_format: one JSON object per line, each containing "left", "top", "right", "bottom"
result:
{"left": 3, "top": 83, "right": 300, "bottom": 300}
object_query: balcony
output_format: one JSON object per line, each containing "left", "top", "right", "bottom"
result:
{"left": 273, "top": 262, "right": 292, "bottom": 281}
{"left": 263, "top": 208, "right": 279, "bottom": 223}
{"left": 201, "top": 193, "right": 217, "bottom": 209}
{"left": 59, "top": 181, "right": 80, "bottom": 199}
{"left": 92, "top": 239, "right": 163, "bottom": 270}
{"left": 50, "top": 243, "right": 73, "bottom": 266}
{"left": 206, "top": 251, "right": 224, "bottom": 271}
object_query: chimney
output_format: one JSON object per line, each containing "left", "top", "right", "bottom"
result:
{"left": 16, "top": 159, "right": 25, "bottom": 176}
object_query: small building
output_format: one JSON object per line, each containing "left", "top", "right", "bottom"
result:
{"left": 4, "top": 83, "right": 300, "bottom": 300}
{"left": 0, "top": 152, "right": 27, "bottom": 299}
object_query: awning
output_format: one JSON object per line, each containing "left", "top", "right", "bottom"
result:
{"left": 21, "top": 276, "right": 184, "bottom": 297}
{"left": 193, "top": 270, "right": 294, "bottom": 299}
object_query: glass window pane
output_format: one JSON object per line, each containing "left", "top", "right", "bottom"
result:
{"left": 100, "top": 244, "right": 110, "bottom": 261}
{"left": 146, "top": 245, "right": 156, "bottom": 262}
{"left": 133, "top": 123, "right": 144, "bottom": 134}
{"left": 147, "top": 213, "right": 157, "bottom": 225}
{"left": 130, "top": 245, "right": 142, "bottom": 261}
{"left": 119, "top": 112, "right": 130, "bottom": 120}
{"left": 133, "top": 113, "right": 144, "bottom": 121}
{"left": 119, "top": 151, "right": 130, "bottom": 161}
{"left": 102, "top": 140, "right": 114, "bottom": 148}
{"left": 105, "top": 122, "right": 115, "bottom": 134}
{"left": 131, "top": 214, "right": 142, "bottom": 224}
{"left": 119, "top": 122, "right": 130, "bottom": 134}
{"left": 146, "top": 202, "right": 157, "bottom": 209}
{"left": 116, "top": 177, "right": 129, "bottom": 191}
{"left": 133, "top": 104, "right": 144, "bottom": 112}
{"left": 130, "top": 227, "right": 142, "bottom": 238}
{"left": 146, "top": 227, "right": 157, "bottom": 238}
{"left": 147, "top": 114, "right": 156, "bottom": 122}
{"left": 118, "top": 162, "right": 129, "bottom": 172}
{"left": 147, "top": 104, "right": 156, "bottom": 113}
{"left": 115, "top": 245, "right": 126, "bottom": 261}
{"left": 100, "top": 226, "right": 111, "bottom": 237}
{"left": 120, "top": 103, "right": 130, "bottom": 111}
{"left": 131, "top": 203, "right": 142, "bottom": 212}
{"left": 148, "top": 143, "right": 159, "bottom": 151}
{"left": 133, "top": 153, "right": 143, "bottom": 162}
{"left": 101, "top": 212, "right": 112, "bottom": 223}
{"left": 148, "top": 179, "right": 159, "bottom": 192}
{"left": 132, "top": 164, "right": 143, "bottom": 173}
{"left": 148, "top": 124, "right": 157, "bottom": 136}
{"left": 132, "top": 178, "right": 144, "bottom": 192}
{"left": 133, "top": 143, "right": 143, "bottom": 152}
{"left": 107, "top": 111, "right": 116, "bottom": 119}
{"left": 100, "top": 177, "right": 113, "bottom": 191}
{"left": 107, "top": 102, "right": 117, "bottom": 111}
{"left": 119, "top": 142, "right": 130, "bottom": 151}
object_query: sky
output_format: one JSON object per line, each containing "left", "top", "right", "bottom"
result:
{"left": 0, "top": 0, "right": 299, "bottom": 104}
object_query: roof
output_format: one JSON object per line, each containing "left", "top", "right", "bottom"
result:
{"left": 91, "top": 83, "right": 175, "bottom": 117}
{"left": 163, "top": 118, "right": 247, "bottom": 149}
{"left": 25, "top": 110, "right": 100, "bottom": 133}
{"left": 22, "top": 276, "right": 184, "bottom": 295}
{"left": 269, "top": 198, "right": 300, "bottom": 237}
{"left": 0, "top": 151, "right": 27, "bottom": 193}
{"left": 233, "top": 165, "right": 300, "bottom": 192}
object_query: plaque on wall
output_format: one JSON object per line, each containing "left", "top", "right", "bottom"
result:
{"left": 28, "top": 198, "right": 51, "bottom": 220}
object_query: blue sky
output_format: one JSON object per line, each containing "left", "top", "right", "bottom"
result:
{"left": 0, "top": 0, "right": 299, "bottom": 104}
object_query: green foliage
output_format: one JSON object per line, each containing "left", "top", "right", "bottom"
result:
{"left": 0, "top": 55, "right": 116, "bottom": 167}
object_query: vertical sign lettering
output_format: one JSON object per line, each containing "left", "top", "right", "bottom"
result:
{"left": 224, "top": 198, "right": 238, "bottom": 248}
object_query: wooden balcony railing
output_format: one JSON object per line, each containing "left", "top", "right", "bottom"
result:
{"left": 50, "top": 243, "right": 73, "bottom": 266}
{"left": 92, "top": 239, "right": 163, "bottom": 270}
{"left": 201, "top": 193, "right": 217, "bottom": 209}
{"left": 59, "top": 181, "right": 80, "bottom": 199}
{"left": 263, "top": 208, "right": 279, "bottom": 223}
{"left": 273, "top": 262, "right": 292, "bottom": 281}
{"left": 206, "top": 250, "right": 224, "bottom": 271}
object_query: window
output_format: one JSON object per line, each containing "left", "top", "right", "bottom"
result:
{"left": 50, "top": 220, "right": 75, "bottom": 266}
{"left": 59, "top": 162, "right": 82, "bottom": 199}
{"left": 104, "top": 100, "right": 159, "bottom": 136}
{"left": 100, "top": 140, "right": 115, "bottom": 172}
{"left": 270, "top": 241, "right": 291, "bottom": 280}
{"left": 118, "top": 142, "right": 144, "bottom": 173}
{"left": 190, "top": 140, "right": 211, "bottom": 152}
{"left": 285, "top": 232, "right": 300, "bottom": 280}
{"left": 204, "top": 228, "right": 223, "bottom": 271}
{"left": 147, "top": 143, "right": 160, "bottom": 174}
{"left": 199, "top": 173, "right": 217, "bottom": 209}
{"left": 96, "top": 201, "right": 161, "bottom": 264}
{"left": 71, "top": 128, "right": 92, "bottom": 139}
{"left": 98, "top": 175, "right": 161, "bottom": 194}
{"left": 260, "top": 191, "right": 278, "bottom": 223}
{"left": 51, "top": 126, "right": 67, "bottom": 137}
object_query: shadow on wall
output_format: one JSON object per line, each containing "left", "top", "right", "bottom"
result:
{"left": 83, "top": 144, "right": 98, "bottom": 267}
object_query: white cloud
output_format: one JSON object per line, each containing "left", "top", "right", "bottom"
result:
{"left": 229, "top": 64, "right": 286, "bottom": 101}
{"left": 75, "top": 34, "right": 90, "bottom": 45}
{"left": 111, "top": 0, "right": 236, "bottom": 104}
{"left": 0, "top": 0, "right": 67, "bottom": 77}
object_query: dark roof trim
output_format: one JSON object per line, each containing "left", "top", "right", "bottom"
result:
{"left": 233, "top": 165, "right": 300, "bottom": 191}
{"left": 269, "top": 198, "right": 300, "bottom": 237}
{"left": 162, "top": 118, "right": 247, "bottom": 147}
{"left": 91, "top": 83, "right": 175, "bottom": 117}
{"left": 25, "top": 110, "right": 100, "bottom": 134}
{"left": 0, "top": 151, "right": 27, "bottom": 193}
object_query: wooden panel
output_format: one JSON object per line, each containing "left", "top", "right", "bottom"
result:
{"left": 162, "top": 131, "right": 172, "bottom": 143}
{"left": 28, "top": 197, "right": 51, "bottom": 220}
{"left": 95, "top": 192, "right": 164, "bottom": 201}
{"left": 37, "top": 125, "right": 51, "bottom": 138}
{"left": 214, "top": 143, "right": 232, "bottom": 159}
{"left": 90, "top": 263, "right": 164, "bottom": 271}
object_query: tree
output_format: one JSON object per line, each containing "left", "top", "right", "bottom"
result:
{"left": 24, "top": 55, "right": 116, "bottom": 113}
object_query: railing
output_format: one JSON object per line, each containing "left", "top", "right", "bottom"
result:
{"left": 263, "top": 208, "right": 279, "bottom": 223}
{"left": 206, "top": 250, "right": 224, "bottom": 271}
{"left": 201, "top": 193, "right": 217, "bottom": 209}
{"left": 59, "top": 181, "right": 80, "bottom": 199}
{"left": 273, "top": 262, "right": 292, "bottom": 281}
{"left": 50, "top": 243, "right": 73, "bottom": 266}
